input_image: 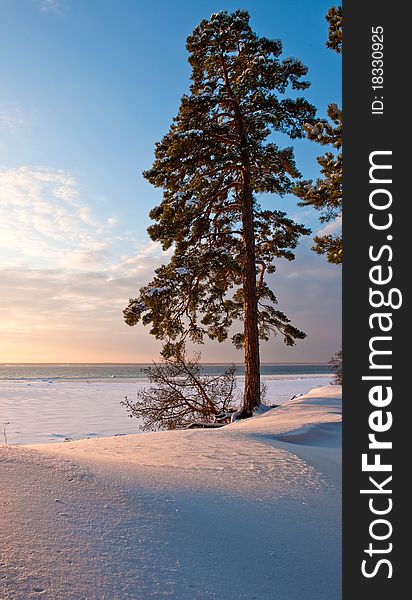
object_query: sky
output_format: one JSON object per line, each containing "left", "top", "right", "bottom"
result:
{"left": 0, "top": 0, "right": 341, "bottom": 363}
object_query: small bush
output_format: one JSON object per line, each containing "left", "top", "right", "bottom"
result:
{"left": 329, "top": 349, "right": 342, "bottom": 385}
{"left": 121, "top": 349, "right": 239, "bottom": 431}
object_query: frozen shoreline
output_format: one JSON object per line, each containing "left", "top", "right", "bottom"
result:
{"left": 0, "top": 375, "right": 331, "bottom": 445}
{"left": 1, "top": 385, "right": 341, "bottom": 600}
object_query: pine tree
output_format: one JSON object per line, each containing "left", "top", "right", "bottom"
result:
{"left": 326, "top": 5, "right": 342, "bottom": 54}
{"left": 124, "top": 11, "right": 315, "bottom": 417}
{"left": 293, "top": 6, "right": 342, "bottom": 265}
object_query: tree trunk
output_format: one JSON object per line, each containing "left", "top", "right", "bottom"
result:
{"left": 219, "top": 56, "right": 261, "bottom": 417}
{"left": 239, "top": 170, "right": 261, "bottom": 418}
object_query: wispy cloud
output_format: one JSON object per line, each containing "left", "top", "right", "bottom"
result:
{"left": 0, "top": 265, "right": 162, "bottom": 361}
{"left": 37, "top": 0, "right": 64, "bottom": 14}
{"left": 0, "top": 254, "right": 341, "bottom": 362}
{"left": 0, "top": 165, "right": 341, "bottom": 362}
{"left": 0, "top": 165, "right": 172, "bottom": 360}
{"left": 0, "top": 109, "right": 26, "bottom": 135}
{"left": 316, "top": 215, "right": 342, "bottom": 237}
{"left": 109, "top": 240, "right": 172, "bottom": 276}
{"left": 0, "top": 166, "right": 120, "bottom": 270}
{"left": 0, "top": 164, "right": 173, "bottom": 276}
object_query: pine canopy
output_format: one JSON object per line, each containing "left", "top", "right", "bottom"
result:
{"left": 293, "top": 6, "right": 342, "bottom": 265}
{"left": 124, "top": 10, "right": 315, "bottom": 363}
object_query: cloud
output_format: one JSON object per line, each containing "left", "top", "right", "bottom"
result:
{"left": 0, "top": 264, "right": 163, "bottom": 362}
{"left": 0, "top": 166, "right": 341, "bottom": 362}
{"left": 0, "top": 166, "right": 173, "bottom": 360}
{"left": 37, "top": 0, "right": 64, "bottom": 14}
{"left": 0, "top": 166, "right": 119, "bottom": 270}
{"left": 0, "top": 109, "right": 26, "bottom": 135}
{"left": 109, "top": 240, "right": 172, "bottom": 276}
{"left": 0, "top": 252, "right": 341, "bottom": 363}
{"left": 255, "top": 240, "right": 341, "bottom": 361}
{"left": 316, "top": 215, "right": 342, "bottom": 237}
{"left": 0, "top": 166, "right": 170, "bottom": 277}
{"left": 0, "top": 250, "right": 165, "bottom": 338}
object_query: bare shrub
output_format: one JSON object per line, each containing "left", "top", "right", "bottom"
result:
{"left": 329, "top": 349, "right": 342, "bottom": 385}
{"left": 121, "top": 349, "right": 239, "bottom": 431}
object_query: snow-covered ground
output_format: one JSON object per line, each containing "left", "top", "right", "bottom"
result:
{"left": 0, "top": 375, "right": 331, "bottom": 445}
{"left": 0, "top": 385, "right": 341, "bottom": 600}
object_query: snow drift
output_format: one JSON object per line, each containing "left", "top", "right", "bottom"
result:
{"left": 0, "top": 385, "right": 341, "bottom": 600}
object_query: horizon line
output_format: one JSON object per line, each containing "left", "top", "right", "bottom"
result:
{"left": 0, "top": 361, "right": 331, "bottom": 366}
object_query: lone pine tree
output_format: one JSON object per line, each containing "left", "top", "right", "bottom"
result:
{"left": 124, "top": 11, "right": 316, "bottom": 416}
{"left": 294, "top": 6, "right": 342, "bottom": 264}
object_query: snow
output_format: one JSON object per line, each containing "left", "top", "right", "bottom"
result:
{"left": 175, "top": 267, "right": 190, "bottom": 275}
{"left": 186, "top": 198, "right": 198, "bottom": 207}
{"left": 1, "top": 385, "right": 341, "bottom": 599}
{"left": 175, "top": 129, "right": 203, "bottom": 138}
{"left": 0, "top": 378, "right": 145, "bottom": 445}
{"left": 146, "top": 286, "right": 168, "bottom": 297}
{"left": 0, "top": 375, "right": 331, "bottom": 445}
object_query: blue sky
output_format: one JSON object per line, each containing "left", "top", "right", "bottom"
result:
{"left": 0, "top": 0, "right": 341, "bottom": 363}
